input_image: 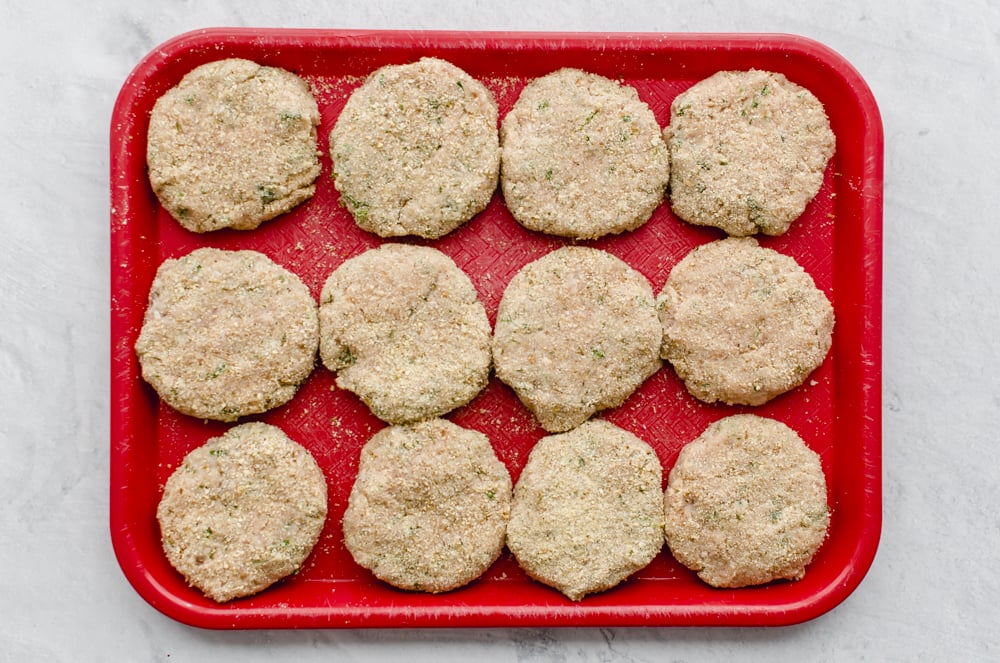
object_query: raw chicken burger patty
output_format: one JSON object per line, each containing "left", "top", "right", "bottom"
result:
{"left": 146, "top": 58, "right": 321, "bottom": 233}
{"left": 492, "top": 246, "right": 662, "bottom": 432}
{"left": 135, "top": 247, "right": 319, "bottom": 422}
{"left": 662, "top": 414, "right": 830, "bottom": 588}
{"left": 329, "top": 57, "right": 500, "bottom": 239}
{"left": 657, "top": 237, "right": 834, "bottom": 406}
{"left": 666, "top": 68, "right": 835, "bottom": 236}
{"left": 505, "top": 419, "right": 665, "bottom": 600}
{"left": 156, "top": 422, "right": 328, "bottom": 602}
{"left": 342, "top": 418, "right": 512, "bottom": 593}
{"left": 318, "top": 243, "right": 492, "bottom": 424}
{"left": 500, "top": 67, "right": 670, "bottom": 239}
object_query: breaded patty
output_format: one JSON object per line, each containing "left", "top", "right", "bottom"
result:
{"left": 135, "top": 247, "right": 319, "bottom": 421}
{"left": 666, "top": 69, "right": 835, "bottom": 236}
{"left": 658, "top": 237, "right": 833, "bottom": 406}
{"left": 329, "top": 57, "right": 500, "bottom": 239}
{"left": 318, "top": 244, "right": 491, "bottom": 424}
{"left": 146, "top": 58, "right": 321, "bottom": 233}
{"left": 492, "top": 246, "right": 662, "bottom": 432}
{"left": 156, "top": 422, "right": 328, "bottom": 602}
{"left": 342, "top": 419, "right": 512, "bottom": 593}
{"left": 505, "top": 420, "right": 664, "bottom": 600}
{"left": 662, "top": 414, "right": 830, "bottom": 588}
{"left": 500, "top": 68, "right": 670, "bottom": 239}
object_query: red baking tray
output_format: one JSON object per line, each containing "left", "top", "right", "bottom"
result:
{"left": 110, "top": 29, "right": 882, "bottom": 629}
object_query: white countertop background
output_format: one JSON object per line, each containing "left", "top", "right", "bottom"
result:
{"left": 3, "top": 1, "right": 998, "bottom": 660}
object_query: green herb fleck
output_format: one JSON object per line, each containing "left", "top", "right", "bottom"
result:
{"left": 336, "top": 347, "right": 357, "bottom": 367}
{"left": 257, "top": 185, "right": 280, "bottom": 207}
{"left": 747, "top": 196, "right": 765, "bottom": 225}
{"left": 425, "top": 97, "right": 445, "bottom": 124}
{"left": 342, "top": 194, "right": 369, "bottom": 223}
{"left": 592, "top": 348, "right": 605, "bottom": 359}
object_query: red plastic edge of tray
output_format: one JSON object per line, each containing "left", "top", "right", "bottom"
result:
{"left": 110, "top": 28, "right": 883, "bottom": 629}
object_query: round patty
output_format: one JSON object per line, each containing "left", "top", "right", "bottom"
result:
{"left": 318, "top": 243, "right": 491, "bottom": 424}
{"left": 329, "top": 57, "right": 500, "bottom": 239}
{"left": 666, "top": 69, "right": 835, "bottom": 236}
{"left": 663, "top": 414, "right": 830, "bottom": 588}
{"left": 506, "top": 419, "right": 664, "bottom": 601}
{"left": 658, "top": 237, "right": 834, "bottom": 406}
{"left": 492, "top": 246, "right": 662, "bottom": 432}
{"left": 146, "top": 58, "right": 321, "bottom": 233}
{"left": 135, "top": 247, "right": 319, "bottom": 421}
{"left": 156, "top": 422, "right": 328, "bottom": 602}
{"left": 342, "top": 419, "right": 512, "bottom": 593}
{"left": 500, "top": 68, "right": 670, "bottom": 239}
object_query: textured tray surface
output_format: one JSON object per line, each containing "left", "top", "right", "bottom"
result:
{"left": 110, "top": 29, "right": 882, "bottom": 628}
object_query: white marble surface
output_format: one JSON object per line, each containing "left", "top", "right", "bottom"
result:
{"left": 2, "top": 0, "right": 999, "bottom": 660}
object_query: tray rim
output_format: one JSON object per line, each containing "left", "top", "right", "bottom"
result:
{"left": 110, "top": 27, "right": 883, "bottom": 629}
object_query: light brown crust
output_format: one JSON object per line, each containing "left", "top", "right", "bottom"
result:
{"left": 500, "top": 68, "right": 670, "bottom": 239}
{"left": 657, "top": 237, "right": 833, "bottom": 406}
{"left": 663, "top": 414, "right": 830, "bottom": 588}
{"left": 146, "top": 58, "right": 321, "bottom": 233}
{"left": 329, "top": 57, "right": 500, "bottom": 239}
{"left": 666, "top": 69, "right": 835, "bottom": 236}
{"left": 135, "top": 247, "right": 319, "bottom": 422}
{"left": 492, "top": 246, "right": 662, "bottom": 432}
{"left": 156, "top": 422, "right": 328, "bottom": 602}
{"left": 318, "top": 244, "right": 491, "bottom": 424}
{"left": 342, "top": 419, "right": 512, "bottom": 593}
{"left": 505, "top": 420, "right": 664, "bottom": 600}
